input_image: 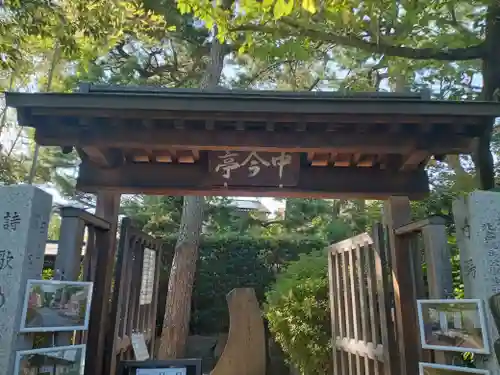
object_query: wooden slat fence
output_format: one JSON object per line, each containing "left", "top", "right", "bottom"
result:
{"left": 104, "top": 217, "right": 163, "bottom": 375}
{"left": 48, "top": 207, "right": 113, "bottom": 375}
{"left": 328, "top": 223, "right": 398, "bottom": 375}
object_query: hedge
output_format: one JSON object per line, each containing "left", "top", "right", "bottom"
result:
{"left": 159, "top": 234, "right": 329, "bottom": 334}
{"left": 265, "top": 251, "right": 332, "bottom": 375}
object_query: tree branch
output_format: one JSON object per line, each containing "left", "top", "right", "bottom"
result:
{"left": 232, "top": 19, "right": 486, "bottom": 61}
{"left": 447, "top": 4, "right": 477, "bottom": 40}
{"left": 308, "top": 77, "right": 320, "bottom": 91}
{"left": 247, "top": 59, "right": 295, "bottom": 86}
{"left": 7, "top": 127, "right": 23, "bottom": 157}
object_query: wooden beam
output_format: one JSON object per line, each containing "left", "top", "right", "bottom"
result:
{"left": 36, "top": 126, "right": 475, "bottom": 155}
{"left": 334, "top": 154, "right": 352, "bottom": 167}
{"left": 87, "top": 192, "right": 120, "bottom": 375}
{"left": 401, "top": 151, "right": 429, "bottom": 171}
{"left": 394, "top": 216, "right": 447, "bottom": 235}
{"left": 176, "top": 150, "right": 196, "bottom": 163}
{"left": 154, "top": 150, "right": 172, "bottom": 163}
{"left": 76, "top": 162, "right": 430, "bottom": 200}
{"left": 308, "top": 152, "right": 330, "bottom": 166}
{"left": 383, "top": 197, "right": 419, "bottom": 375}
{"left": 80, "top": 147, "right": 124, "bottom": 167}
{"left": 130, "top": 153, "right": 150, "bottom": 163}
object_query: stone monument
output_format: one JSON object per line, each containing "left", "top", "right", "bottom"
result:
{"left": 0, "top": 185, "right": 52, "bottom": 375}
{"left": 453, "top": 190, "right": 500, "bottom": 374}
{"left": 210, "top": 288, "right": 266, "bottom": 375}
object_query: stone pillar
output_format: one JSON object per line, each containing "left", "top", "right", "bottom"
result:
{"left": 0, "top": 185, "right": 52, "bottom": 375}
{"left": 453, "top": 191, "right": 500, "bottom": 374}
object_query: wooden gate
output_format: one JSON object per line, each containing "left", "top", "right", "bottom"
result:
{"left": 104, "top": 218, "right": 164, "bottom": 375}
{"left": 328, "top": 223, "right": 398, "bottom": 375}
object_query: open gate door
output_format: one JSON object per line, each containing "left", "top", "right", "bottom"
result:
{"left": 327, "top": 223, "right": 399, "bottom": 375}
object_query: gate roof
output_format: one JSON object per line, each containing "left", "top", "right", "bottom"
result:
{"left": 6, "top": 84, "right": 500, "bottom": 199}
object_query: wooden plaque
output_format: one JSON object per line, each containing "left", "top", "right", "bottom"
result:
{"left": 208, "top": 151, "right": 300, "bottom": 187}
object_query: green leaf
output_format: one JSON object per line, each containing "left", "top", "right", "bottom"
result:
{"left": 302, "top": 0, "right": 317, "bottom": 14}
{"left": 273, "top": 0, "right": 294, "bottom": 19}
{"left": 177, "top": 0, "right": 192, "bottom": 14}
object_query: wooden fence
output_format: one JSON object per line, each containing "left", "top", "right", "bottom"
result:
{"left": 328, "top": 223, "right": 398, "bottom": 375}
{"left": 51, "top": 207, "right": 114, "bottom": 375}
{"left": 104, "top": 217, "right": 163, "bottom": 375}
{"left": 49, "top": 210, "right": 165, "bottom": 375}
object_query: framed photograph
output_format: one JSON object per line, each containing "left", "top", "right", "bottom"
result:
{"left": 20, "top": 279, "right": 93, "bottom": 333}
{"left": 14, "top": 344, "right": 86, "bottom": 375}
{"left": 420, "top": 362, "right": 490, "bottom": 375}
{"left": 417, "top": 299, "right": 489, "bottom": 354}
{"left": 117, "top": 359, "right": 201, "bottom": 375}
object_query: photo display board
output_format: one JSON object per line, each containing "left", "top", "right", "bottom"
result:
{"left": 420, "top": 362, "right": 490, "bottom": 375}
{"left": 417, "top": 299, "right": 490, "bottom": 354}
{"left": 20, "top": 279, "right": 93, "bottom": 333}
{"left": 117, "top": 359, "right": 202, "bottom": 375}
{"left": 14, "top": 344, "right": 86, "bottom": 375}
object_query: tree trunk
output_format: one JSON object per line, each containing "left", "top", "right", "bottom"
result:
{"left": 473, "top": 4, "right": 500, "bottom": 190}
{"left": 157, "top": 29, "right": 226, "bottom": 359}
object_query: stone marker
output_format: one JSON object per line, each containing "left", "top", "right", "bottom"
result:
{"left": 453, "top": 191, "right": 500, "bottom": 375}
{"left": 210, "top": 288, "right": 266, "bottom": 375}
{"left": 0, "top": 185, "right": 52, "bottom": 375}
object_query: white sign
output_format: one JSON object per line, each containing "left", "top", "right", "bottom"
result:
{"left": 131, "top": 333, "right": 150, "bottom": 361}
{"left": 139, "top": 249, "right": 155, "bottom": 305}
{"left": 136, "top": 368, "right": 186, "bottom": 375}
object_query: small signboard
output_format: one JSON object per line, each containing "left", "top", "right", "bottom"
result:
{"left": 136, "top": 368, "right": 186, "bottom": 375}
{"left": 208, "top": 151, "right": 300, "bottom": 187}
{"left": 117, "top": 359, "right": 202, "bottom": 375}
{"left": 131, "top": 333, "right": 150, "bottom": 361}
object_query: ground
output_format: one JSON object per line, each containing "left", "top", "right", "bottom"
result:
{"left": 28, "top": 307, "right": 80, "bottom": 328}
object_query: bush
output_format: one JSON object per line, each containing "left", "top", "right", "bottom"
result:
{"left": 160, "top": 234, "right": 329, "bottom": 334}
{"left": 265, "top": 251, "right": 332, "bottom": 375}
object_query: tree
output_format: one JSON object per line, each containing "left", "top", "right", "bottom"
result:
{"left": 0, "top": 0, "right": 166, "bottom": 188}
{"left": 157, "top": 0, "right": 233, "bottom": 357}
{"left": 176, "top": 0, "right": 500, "bottom": 190}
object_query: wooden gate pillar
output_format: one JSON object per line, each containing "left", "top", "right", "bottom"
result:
{"left": 383, "top": 197, "right": 419, "bottom": 375}
{"left": 86, "top": 191, "right": 121, "bottom": 375}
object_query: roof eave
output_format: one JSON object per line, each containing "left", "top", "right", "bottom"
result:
{"left": 5, "top": 91, "right": 500, "bottom": 117}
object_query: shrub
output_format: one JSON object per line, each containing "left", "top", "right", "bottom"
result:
{"left": 265, "top": 251, "right": 332, "bottom": 375}
{"left": 160, "top": 234, "right": 330, "bottom": 334}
